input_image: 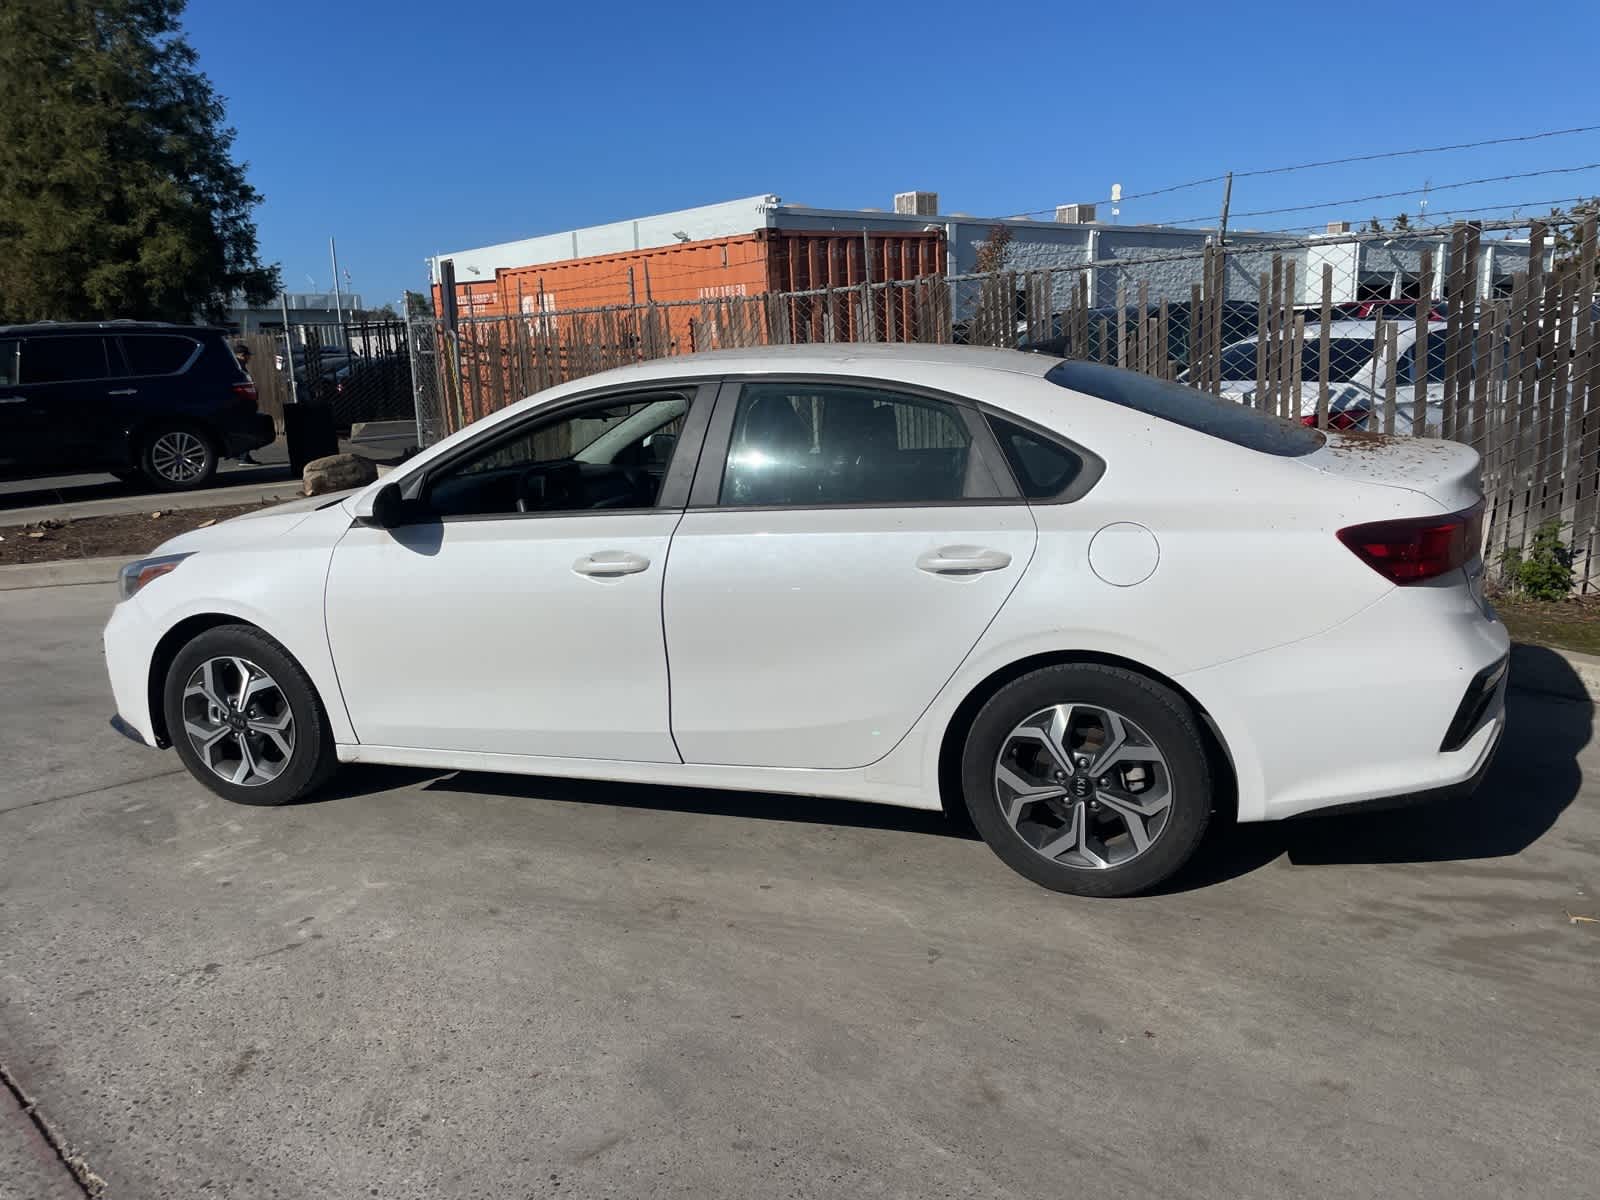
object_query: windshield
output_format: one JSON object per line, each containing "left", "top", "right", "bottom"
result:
{"left": 1045, "top": 361, "right": 1325, "bottom": 457}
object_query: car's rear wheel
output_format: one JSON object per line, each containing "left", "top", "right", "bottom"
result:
{"left": 163, "top": 625, "right": 338, "bottom": 806}
{"left": 960, "top": 664, "right": 1211, "bottom": 897}
{"left": 140, "top": 424, "right": 217, "bottom": 490}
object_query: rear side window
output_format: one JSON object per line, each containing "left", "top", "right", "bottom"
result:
{"left": 121, "top": 334, "right": 198, "bottom": 376}
{"left": 1045, "top": 361, "right": 1324, "bottom": 457}
{"left": 720, "top": 383, "right": 976, "bottom": 507}
{"left": 0, "top": 339, "right": 18, "bottom": 386}
{"left": 19, "top": 336, "right": 111, "bottom": 383}
{"left": 987, "top": 416, "right": 1085, "bottom": 499}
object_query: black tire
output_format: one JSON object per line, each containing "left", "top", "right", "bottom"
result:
{"left": 163, "top": 624, "right": 338, "bottom": 807}
{"left": 139, "top": 424, "right": 217, "bottom": 491}
{"left": 960, "top": 664, "right": 1211, "bottom": 897}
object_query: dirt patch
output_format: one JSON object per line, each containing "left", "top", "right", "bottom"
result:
{"left": 0, "top": 502, "right": 278, "bottom": 565}
{"left": 1493, "top": 592, "right": 1600, "bottom": 657}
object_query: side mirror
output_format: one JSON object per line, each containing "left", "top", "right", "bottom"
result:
{"left": 367, "top": 481, "right": 406, "bottom": 529}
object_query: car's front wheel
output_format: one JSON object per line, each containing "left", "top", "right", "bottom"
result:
{"left": 140, "top": 424, "right": 217, "bottom": 490}
{"left": 961, "top": 664, "right": 1212, "bottom": 897}
{"left": 163, "top": 624, "right": 338, "bottom": 806}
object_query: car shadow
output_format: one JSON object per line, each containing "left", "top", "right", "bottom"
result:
{"left": 319, "top": 651, "right": 1589, "bottom": 891}
{"left": 1159, "top": 654, "right": 1592, "bottom": 893}
{"left": 418, "top": 770, "right": 971, "bottom": 839}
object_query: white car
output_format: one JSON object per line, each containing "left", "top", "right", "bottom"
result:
{"left": 104, "top": 345, "right": 1508, "bottom": 896}
{"left": 1208, "top": 320, "right": 1446, "bottom": 431}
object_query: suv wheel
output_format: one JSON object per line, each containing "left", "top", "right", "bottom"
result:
{"left": 961, "top": 665, "right": 1212, "bottom": 897}
{"left": 141, "top": 424, "right": 217, "bottom": 490}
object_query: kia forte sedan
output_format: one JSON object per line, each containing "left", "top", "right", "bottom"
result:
{"left": 104, "top": 345, "right": 1508, "bottom": 896}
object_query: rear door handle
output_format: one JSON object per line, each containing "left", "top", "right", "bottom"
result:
{"left": 573, "top": 550, "right": 651, "bottom": 578}
{"left": 107, "top": 388, "right": 138, "bottom": 396}
{"left": 916, "top": 545, "right": 1013, "bottom": 575}
{"left": 0, "top": 396, "right": 24, "bottom": 405}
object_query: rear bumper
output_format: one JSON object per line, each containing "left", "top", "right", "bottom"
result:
{"left": 1178, "top": 578, "right": 1510, "bottom": 823}
{"left": 220, "top": 412, "right": 277, "bottom": 456}
{"left": 1291, "top": 715, "right": 1503, "bottom": 819}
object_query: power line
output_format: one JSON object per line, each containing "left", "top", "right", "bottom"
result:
{"left": 1246, "top": 195, "right": 1598, "bottom": 237}
{"left": 1007, "top": 122, "right": 1600, "bottom": 216}
{"left": 1157, "top": 163, "right": 1600, "bottom": 226}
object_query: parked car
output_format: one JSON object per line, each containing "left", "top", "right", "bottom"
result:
{"left": 104, "top": 345, "right": 1506, "bottom": 897}
{"left": 1018, "top": 301, "right": 1262, "bottom": 377}
{"left": 1193, "top": 320, "right": 1450, "bottom": 430}
{"left": 0, "top": 321, "right": 276, "bottom": 490}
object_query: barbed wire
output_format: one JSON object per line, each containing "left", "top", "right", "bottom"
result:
{"left": 1006, "top": 122, "right": 1600, "bottom": 216}
{"left": 1155, "top": 163, "right": 1600, "bottom": 226}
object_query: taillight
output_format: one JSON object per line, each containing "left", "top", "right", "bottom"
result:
{"left": 1337, "top": 503, "right": 1483, "bottom": 584}
{"left": 1300, "top": 410, "right": 1364, "bottom": 431}
{"left": 232, "top": 380, "right": 258, "bottom": 405}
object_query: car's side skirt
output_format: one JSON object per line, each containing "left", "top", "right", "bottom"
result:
{"left": 335, "top": 743, "right": 944, "bottom": 811}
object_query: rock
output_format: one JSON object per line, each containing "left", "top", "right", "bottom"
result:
{"left": 303, "top": 453, "right": 378, "bottom": 496}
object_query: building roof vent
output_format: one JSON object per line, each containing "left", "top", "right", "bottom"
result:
{"left": 895, "top": 191, "right": 939, "bottom": 216}
{"left": 1326, "top": 220, "right": 1352, "bottom": 235}
{"left": 1055, "top": 203, "right": 1097, "bottom": 224}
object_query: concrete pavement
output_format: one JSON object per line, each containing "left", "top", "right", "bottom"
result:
{"left": 1, "top": 582, "right": 1597, "bottom": 1198}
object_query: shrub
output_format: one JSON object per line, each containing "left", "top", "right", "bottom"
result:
{"left": 1499, "top": 519, "right": 1575, "bottom": 601}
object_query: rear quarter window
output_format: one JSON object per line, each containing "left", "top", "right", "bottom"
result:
{"left": 1045, "top": 361, "right": 1325, "bottom": 457}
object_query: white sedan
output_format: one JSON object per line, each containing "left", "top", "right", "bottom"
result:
{"left": 104, "top": 345, "right": 1508, "bottom": 896}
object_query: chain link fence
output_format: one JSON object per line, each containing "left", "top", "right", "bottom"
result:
{"left": 409, "top": 215, "right": 1600, "bottom": 589}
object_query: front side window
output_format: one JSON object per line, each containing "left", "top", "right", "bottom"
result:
{"left": 1395, "top": 338, "right": 1447, "bottom": 385}
{"left": 121, "top": 334, "right": 198, "bottom": 376}
{"left": 0, "top": 339, "right": 18, "bottom": 386}
{"left": 1301, "top": 337, "right": 1377, "bottom": 384}
{"left": 426, "top": 393, "right": 688, "bottom": 518}
{"left": 19, "top": 336, "right": 110, "bottom": 384}
{"left": 720, "top": 384, "right": 973, "bottom": 507}
{"left": 1219, "top": 342, "right": 1259, "bottom": 380}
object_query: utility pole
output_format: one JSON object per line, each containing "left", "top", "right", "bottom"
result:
{"left": 329, "top": 236, "right": 345, "bottom": 327}
{"left": 1217, "top": 172, "right": 1234, "bottom": 247}
{"left": 279, "top": 292, "right": 299, "bottom": 405}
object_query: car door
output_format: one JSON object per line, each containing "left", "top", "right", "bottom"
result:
{"left": 662, "top": 378, "right": 1038, "bottom": 770}
{"left": 0, "top": 334, "right": 118, "bottom": 473}
{"left": 324, "top": 382, "right": 714, "bottom": 760}
{"left": 114, "top": 332, "right": 204, "bottom": 457}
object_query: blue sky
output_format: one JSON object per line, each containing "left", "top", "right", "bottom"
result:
{"left": 182, "top": 0, "right": 1600, "bottom": 307}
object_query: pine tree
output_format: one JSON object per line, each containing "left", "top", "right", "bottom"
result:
{"left": 0, "top": 0, "right": 278, "bottom": 322}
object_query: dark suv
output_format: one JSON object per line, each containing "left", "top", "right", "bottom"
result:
{"left": 0, "top": 321, "right": 276, "bottom": 490}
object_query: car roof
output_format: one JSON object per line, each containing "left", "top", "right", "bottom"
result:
{"left": 0, "top": 320, "right": 229, "bottom": 336}
{"left": 552, "top": 342, "right": 1059, "bottom": 385}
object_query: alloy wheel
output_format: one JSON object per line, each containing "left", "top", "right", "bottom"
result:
{"left": 181, "top": 657, "right": 295, "bottom": 787}
{"left": 150, "top": 431, "right": 209, "bottom": 484}
{"left": 993, "top": 703, "right": 1172, "bottom": 870}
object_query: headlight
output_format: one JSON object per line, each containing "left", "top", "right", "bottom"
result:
{"left": 118, "top": 553, "right": 191, "bottom": 602}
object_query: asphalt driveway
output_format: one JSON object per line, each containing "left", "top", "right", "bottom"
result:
{"left": 1, "top": 582, "right": 1596, "bottom": 1199}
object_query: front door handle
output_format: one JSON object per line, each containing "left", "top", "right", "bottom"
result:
{"left": 107, "top": 388, "right": 138, "bottom": 396}
{"left": 573, "top": 550, "right": 651, "bottom": 578}
{"left": 0, "top": 396, "right": 24, "bottom": 405}
{"left": 916, "top": 545, "right": 1013, "bottom": 575}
